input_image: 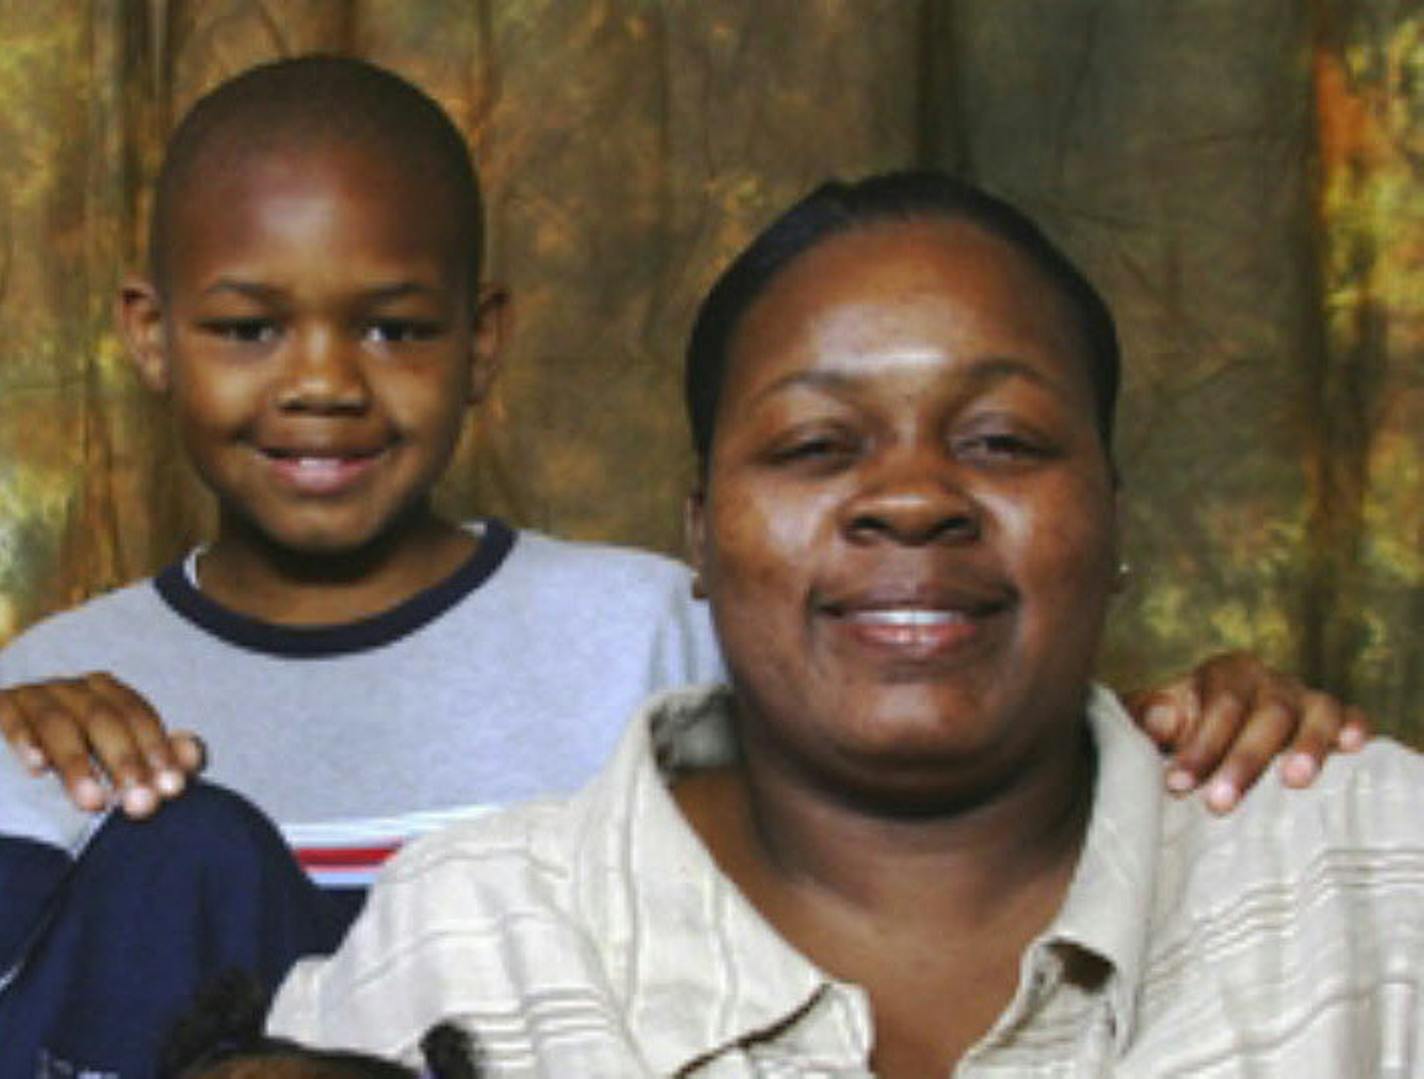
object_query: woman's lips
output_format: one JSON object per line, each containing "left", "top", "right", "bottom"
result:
{"left": 838, "top": 605, "right": 983, "bottom": 657}
{"left": 819, "top": 577, "right": 1014, "bottom": 662}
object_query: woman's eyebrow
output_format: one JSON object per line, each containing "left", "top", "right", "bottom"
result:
{"left": 959, "top": 356, "right": 1070, "bottom": 396}
{"left": 750, "top": 355, "right": 1070, "bottom": 402}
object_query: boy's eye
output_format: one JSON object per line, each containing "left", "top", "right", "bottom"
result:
{"left": 201, "top": 318, "right": 279, "bottom": 344}
{"left": 363, "top": 319, "right": 442, "bottom": 344}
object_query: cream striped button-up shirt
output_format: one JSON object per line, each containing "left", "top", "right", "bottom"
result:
{"left": 270, "top": 684, "right": 1424, "bottom": 1076}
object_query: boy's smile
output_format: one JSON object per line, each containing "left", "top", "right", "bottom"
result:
{"left": 122, "top": 141, "right": 496, "bottom": 575}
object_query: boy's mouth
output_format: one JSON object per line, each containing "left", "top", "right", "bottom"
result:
{"left": 260, "top": 446, "right": 387, "bottom": 495}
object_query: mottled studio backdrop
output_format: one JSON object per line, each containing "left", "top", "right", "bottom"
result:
{"left": 0, "top": 1, "right": 1421, "bottom": 741}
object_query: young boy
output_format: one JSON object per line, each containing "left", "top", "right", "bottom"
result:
{"left": 0, "top": 55, "right": 1362, "bottom": 1079}
{"left": 0, "top": 55, "right": 722, "bottom": 1078}
{"left": 1, "top": 55, "right": 724, "bottom": 876}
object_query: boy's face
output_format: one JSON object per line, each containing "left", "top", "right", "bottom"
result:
{"left": 122, "top": 141, "right": 499, "bottom": 557}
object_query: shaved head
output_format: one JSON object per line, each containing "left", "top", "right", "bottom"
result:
{"left": 151, "top": 55, "right": 482, "bottom": 294}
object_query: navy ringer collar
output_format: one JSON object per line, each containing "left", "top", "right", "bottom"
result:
{"left": 152, "top": 519, "right": 516, "bottom": 659}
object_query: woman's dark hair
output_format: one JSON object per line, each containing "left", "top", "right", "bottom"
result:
{"left": 684, "top": 170, "right": 1121, "bottom": 472}
{"left": 159, "top": 969, "right": 481, "bottom": 1078}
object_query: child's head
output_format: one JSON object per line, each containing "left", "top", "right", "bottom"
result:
{"left": 150, "top": 55, "right": 484, "bottom": 299}
{"left": 121, "top": 56, "right": 505, "bottom": 559}
{"left": 160, "top": 969, "right": 481, "bottom": 1078}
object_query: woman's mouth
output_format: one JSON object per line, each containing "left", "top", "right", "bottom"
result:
{"left": 819, "top": 577, "right": 1014, "bottom": 663}
{"left": 839, "top": 605, "right": 983, "bottom": 656}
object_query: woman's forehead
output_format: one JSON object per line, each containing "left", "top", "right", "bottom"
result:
{"left": 724, "top": 218, "right": 1095, "bottom": 398}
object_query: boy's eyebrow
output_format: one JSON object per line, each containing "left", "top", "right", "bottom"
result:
{"left": 361, "top": 281, "right": 444, "bottom": 303}
{"left": 201, "top": 278, "right": 285, "bottom": 302}
{"left": 199, "top": 279, "right": 444, "bottom": 302}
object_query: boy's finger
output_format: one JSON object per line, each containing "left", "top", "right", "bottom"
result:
{"left": 1338, "top": 706, "right": 1370, "bottom": 751}
{"left": 1281, "top": 691, "right": 1367, "bottom": 785}
{"left": 0, "top": 692, "right": 49, "bottom": 773}
{"left": 45, "top": 679, "right": 155, "bottom": 793}
{"left": 1124, "top": 685, "right": 1187, "bottom": 746}
{"left": 1168, "top": 689, "right": 1247, "bottom": 806}
{"left": 85, "top": 673, "right": 187, "bottom": 797}
{"left": 15, "top": 686, "right": 111, "bottom": 812}
{"left": 171, "top": 731, "right": 207, "bottom": 775}
{"left": 1204, "top": 697, "right": 1294, "bottom": 812}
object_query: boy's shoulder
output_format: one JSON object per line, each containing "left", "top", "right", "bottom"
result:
{"left": 503, "top": 525, "right": 693, "bottom": 587}
{"left": 489, "top": 524, "right": 701, "bottom": 624}
{"left": 0, "top": 575, "right": 174, "bottom": 679}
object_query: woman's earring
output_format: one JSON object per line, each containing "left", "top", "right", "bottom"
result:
{"left": 1114, "top": 560, "right": 1132, "bottom": 592}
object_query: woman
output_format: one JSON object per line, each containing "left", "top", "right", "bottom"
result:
{"left": 270, "top": 173, "right": 1424, "bottom": 1074}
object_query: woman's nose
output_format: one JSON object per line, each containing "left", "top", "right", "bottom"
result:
{"left": 842, "top": 453, "right": 982, "bottom": 546}
{"left": 275, "top": 327, "right": 369, "bottom": 414}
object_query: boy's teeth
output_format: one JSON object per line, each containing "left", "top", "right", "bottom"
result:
{"left": 292, "top": 457, "right": 342, "bottom": 472}
{"left": 849, "top": 609, "right": 966, "bottom": 626}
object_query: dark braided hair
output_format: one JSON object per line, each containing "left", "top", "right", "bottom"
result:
{"left": 160, "top": 969, "right": 482, "bottom": 1078}
{"left": 684, "top": 170, "right": 1120, "bottom": 474}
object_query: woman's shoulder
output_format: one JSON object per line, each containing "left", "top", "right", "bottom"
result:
{"left": 1157, "top": 735, "right": 1424, "bottom": 915}
{"left": 379, "top": 795, "right": 579, "bottom": 896}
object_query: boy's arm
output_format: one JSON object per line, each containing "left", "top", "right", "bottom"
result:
{"left": 0, "top": 674, "right": 203, "bottom": 817}
{"left": 0, "top": 655, "right": 1368, "bottom": 820}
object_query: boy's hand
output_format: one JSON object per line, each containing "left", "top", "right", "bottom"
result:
{"left": 0, "top": 674, "right": 205, "bottom": 818}
{"left": 1123, "top": 651, "right": 1369, "bottom": 814}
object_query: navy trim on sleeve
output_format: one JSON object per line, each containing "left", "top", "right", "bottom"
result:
{"left": 152, "top": 519, "right": 516, "bottom": 659}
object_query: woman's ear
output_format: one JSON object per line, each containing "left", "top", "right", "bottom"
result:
{"left": 117, "top": 276, "right": 170, "bottom": 394}
{"left": 684, "top": 486, "right": 709, "bottom": 600}
{"left": 468, "top": 284, "right": 511, "bottom": 403}
{"left": 1109, "top": 487, "right": 1129, "bottom": 595}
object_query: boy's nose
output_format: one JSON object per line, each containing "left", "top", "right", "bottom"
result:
{"left": 275, "top": 327, "right": 369, "bottom": 414}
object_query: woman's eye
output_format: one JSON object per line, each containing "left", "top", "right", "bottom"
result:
{"left": 955, "top": 432, "right": 1048, "bottom": 462}
{"left": 769, "top": 433, "right": 858, "bottom": 466}
{"left": 364, "top": 319, "right": 441, "bottom": 344}
{"left": 202, "top": 318, "right": 279, "bottom": 344}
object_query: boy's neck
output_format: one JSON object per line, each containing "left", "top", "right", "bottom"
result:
{"left": 195, "top": 510, "right": 478, "bottom": 627}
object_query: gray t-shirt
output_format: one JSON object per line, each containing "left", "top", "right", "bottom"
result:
{"left": 0, "top": 520, "right": 724, "bottom": 883}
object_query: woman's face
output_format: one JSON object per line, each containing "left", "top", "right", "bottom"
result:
{"left": 689, "top": 217, "right": 1118, "bottom": 807}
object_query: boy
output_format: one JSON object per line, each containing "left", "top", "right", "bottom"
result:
{"left": 0, "top": 55, "right": 1362, "bottom": 1078}
{"left": 0, "top": 55, "right": 721, "bottom": 1078}
{"left": 1, "top": 55, "right": 724, "bottom": 879}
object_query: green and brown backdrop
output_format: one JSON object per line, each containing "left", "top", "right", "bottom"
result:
{"left": 1, "top": 1, "right": 1421, "bottom": 742}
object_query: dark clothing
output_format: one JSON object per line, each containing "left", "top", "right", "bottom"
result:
{"left": 0, "top": 783, "right": 351, "bottom": 1078}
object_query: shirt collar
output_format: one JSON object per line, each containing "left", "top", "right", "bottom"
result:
{"left": 569, "top": 683, "right": 1164, "bottom": 1072}
{"left": 566, "top": 685, "right": 854, "bottom": 1074}
{"left": 1037, "top": 685, "right": 1165, "bottom": 1052}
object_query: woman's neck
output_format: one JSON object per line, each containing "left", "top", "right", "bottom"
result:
{"left": 196, "top": 509, "right": 476, "bottom": 626}
{"left": 684, "top": 723, "right": 1094, "bottom": 924}
{"left": 674, "top": 718, "right": 1096, "bottom": 1074}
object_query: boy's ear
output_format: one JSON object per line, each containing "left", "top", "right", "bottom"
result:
{"left": 684, "top": 486, "right": 709, "bottom": 600}
{"left": 117, "top": 276, "right": 170, "bottom": 394}
{"left": 468, "top": 284, "right": 511, "bottom": 403}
